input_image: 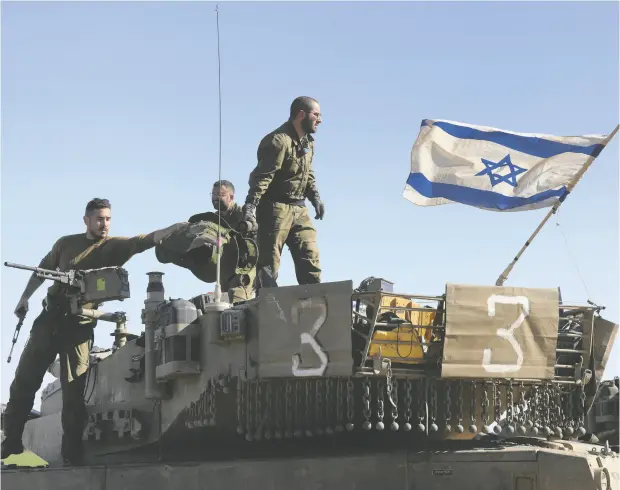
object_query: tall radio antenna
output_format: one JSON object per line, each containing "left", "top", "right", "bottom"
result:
{"left": 214, "top": 3, "right": 224, "bottom": 303}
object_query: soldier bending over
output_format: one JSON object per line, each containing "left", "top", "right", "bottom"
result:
{"left": 188, "top": 180, "right": 257, "bottom": 303}
{"left": 155, "top": 180, "right": 258, "bottom": 303}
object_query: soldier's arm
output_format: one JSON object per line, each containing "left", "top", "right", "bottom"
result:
{"left": 305, "top": 167, "right": 321, "bottom": 203}
{"left": 304, "top": 144, "right": 324, "bottom": 219}
{"left": 305, "top": 142, "right": 322, "bottom": 204}
{"left": 16, "top": 238, "right": 62, "bottom": 311}
{"left": 109, "top": 222, "right": 188, "bottom": 265}
{"left": 245, "top": 134, "right": 287, "bottom": 206}
{"left": 150, "top": 222, "right": 189, "bottom": 245}
{"left": 19, "top": 275, "right": 45, "bottom": 304}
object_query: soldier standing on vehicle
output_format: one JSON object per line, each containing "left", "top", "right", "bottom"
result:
{"left": 1, "top": 198, "right": 187, "bottom": 466}
{"left": 241, "top": 96, "right": 325, "bottom": 285}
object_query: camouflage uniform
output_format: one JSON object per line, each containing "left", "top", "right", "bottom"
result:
{"left": 245, "top": 121, "right": 322, "bottom": 285}
{"left": 186, "top": 202, "right": 257, "bottom": 303}
{"left": 213, "top": 202, "right": 257, "bottom": 303}
{"left": 2, "top": 233, "right": 154, "bottom": 464}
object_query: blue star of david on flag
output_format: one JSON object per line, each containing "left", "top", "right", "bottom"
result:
{"left": 475, "top": 154, "right": 526, "bottom": 187}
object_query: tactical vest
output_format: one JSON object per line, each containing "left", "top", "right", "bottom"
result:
{"left": 155, "top": 212, "right": 257, "bottom": 284}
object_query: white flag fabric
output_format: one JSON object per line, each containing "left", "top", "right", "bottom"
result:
{"left": 402, "top": 119, "right": 610, "bottom": 212}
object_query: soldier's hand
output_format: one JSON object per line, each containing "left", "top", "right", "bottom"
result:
{"left": 153, "top": 221, "right": 189, "bottom": 244}
{"left": 14, "top": 297, "right": 28, "bottom": 318}
{"left": 311, "top": 199, "right": 325, "bottom": 220}
{"left": 242, "top": 203, "right": 257, "bottom": 222}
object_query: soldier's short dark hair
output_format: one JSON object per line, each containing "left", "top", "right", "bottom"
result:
{"left": 85, "top": 198, "right": 111, "bottom": 216}
{"left": 213, "top": 180, "right": 235, "bottom": 193}
{"left": 289, "top": 96, "right": 319, "bottom": 120}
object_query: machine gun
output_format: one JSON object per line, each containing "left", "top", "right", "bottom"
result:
{"left": 4, "top": 262, "right": 134, "bottom": 362}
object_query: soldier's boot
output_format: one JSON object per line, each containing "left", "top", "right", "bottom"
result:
{"left": 1, "top": 405, "right": 29, "bottom": 460}
{"left": 62, "top": 455, "right": 85, "bottom": 467}
{"left": 1, "top": 436, "right": 24, "bottom": 459}
{"left": 60, "top": 375, "right": 89, "bottom": 468}
{"left": 256, "top": 266, "right": 278, "bottom": 289}
{"left": 61, "top": 432, "right": 85, "bottom": 467}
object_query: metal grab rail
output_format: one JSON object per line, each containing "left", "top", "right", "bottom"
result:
{"left": 352, "top": 290, "right": 444, "bottom": 373}
{"left": 351, "top": 290, "right": 598, "bottom": 386}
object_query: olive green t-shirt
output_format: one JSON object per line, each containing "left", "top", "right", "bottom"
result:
{"left": 39, "top": 232, "right": 154, "bottom": 297}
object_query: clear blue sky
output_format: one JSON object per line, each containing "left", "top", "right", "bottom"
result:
{"left": 1, "top": 1, "right": 618, "bottom": 409}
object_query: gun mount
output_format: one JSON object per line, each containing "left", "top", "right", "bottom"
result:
{"left": 4, "top": 262, "right": 133, "bottom": 350}
{"left": 12, "top": 269, "right": 619, "bottom": 487}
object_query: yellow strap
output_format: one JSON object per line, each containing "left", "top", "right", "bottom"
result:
{"left": 68, "top": 237, "right": 109, "bottom": 269}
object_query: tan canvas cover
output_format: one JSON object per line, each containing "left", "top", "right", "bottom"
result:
{"left": 591, "top": 316, "right": 619, "bottom": 384}
{"left": 442, "top": 283, "right": 559, "bottom": 379}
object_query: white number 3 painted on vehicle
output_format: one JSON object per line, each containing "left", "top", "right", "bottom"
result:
{"left": 482, "top": 295, "right": 529, "bottom": 374}
{"left": 291, "top": 297, "right": 328, "bottom": 377}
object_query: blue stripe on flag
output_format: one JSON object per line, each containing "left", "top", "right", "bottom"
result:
{"left": 420, "top": 120, "right": 604, "bottom": 159}
{"left": 406, "top": 172, "right": 566, "bottom": 211}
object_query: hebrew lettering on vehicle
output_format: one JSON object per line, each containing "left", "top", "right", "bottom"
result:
{"left": 441, "top": 283, "right": 559, "bottom": 379}
{"left": 291, "top": 297, "right": 328, "bottom": 377}
{"left": 481, "top": 295, "right": 529, "bottom": 374}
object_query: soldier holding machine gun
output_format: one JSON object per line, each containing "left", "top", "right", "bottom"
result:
{"left": 1, "top": 198, "right": 186, "bottom": 466}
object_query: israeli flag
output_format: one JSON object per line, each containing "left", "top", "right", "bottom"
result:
{"left": 403, "top": 119, "right": 610, "bottom": 211}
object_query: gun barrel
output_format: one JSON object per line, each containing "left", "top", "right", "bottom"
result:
{"left": 4, "top": 262, "right": 68, "bottom": 276}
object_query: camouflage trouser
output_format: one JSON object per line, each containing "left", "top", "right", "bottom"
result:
{"left": 176, "top": 233, "right": 257, "bottom": 304}
{"left": 3, "top": 302, "right": 93, "bottom": 462}
{"left": 256, "top": 201, "right": 321, "bottom": 284}
{"left": 226, "top": 268, "right": 256, "bottom": 303}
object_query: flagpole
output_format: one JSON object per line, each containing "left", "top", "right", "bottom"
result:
{"left": 495, "top": 123, "right": 619, "bottom": 287}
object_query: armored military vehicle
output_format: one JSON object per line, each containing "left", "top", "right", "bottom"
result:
{"left": 1, "top": 259, "right": 619, "bottom": 490}
{"left": 585, "top": 376, "right": 619, "bottom": 450}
